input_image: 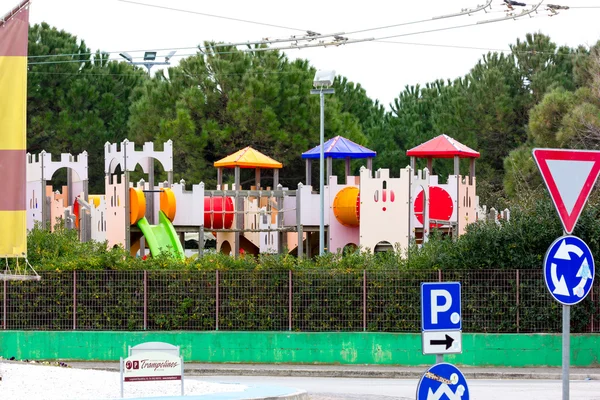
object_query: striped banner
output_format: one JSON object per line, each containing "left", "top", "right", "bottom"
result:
{"left": 0, "top": 1, "right": 29, "bottom": 258}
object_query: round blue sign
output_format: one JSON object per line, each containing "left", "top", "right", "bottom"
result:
{"left": 543, "top": 235, "right": 595, "bottom": 305}
{"left": 416, "top": 362, "right": 469, "bottom": 400}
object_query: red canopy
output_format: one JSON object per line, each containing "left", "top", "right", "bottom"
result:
{"left": 406, "top": 134, "right": 480, "bottom": 159}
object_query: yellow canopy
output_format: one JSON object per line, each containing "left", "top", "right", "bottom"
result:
{"left": 214, "top": 146, "right": 283, "bottom": 169}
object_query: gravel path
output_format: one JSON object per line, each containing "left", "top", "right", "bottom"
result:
{"left": 0, "top": 362, "right": 245, "bottom": 399}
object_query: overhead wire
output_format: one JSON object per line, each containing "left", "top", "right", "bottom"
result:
{"left": 116, "top": 0, "right": 307, "bottom": 32}
{"left": 28, "top": 0, "right": 563, "bottom": 64}
{"left": 26, "top": 46, "right": 200, "bottom": 59}
{"left": 232, "top": 2, "right": 544, "bottom": 54}
{"left": 25, "top": 0, "right": 590, "bottom": 68}
{"left": 115, "top": 0, "right": 495, "bottom": 53}
{"left": 26, "top": 34, "right": 589, "bottom": 78}
{"left": 28, "top": 1, "right": 540, "bottom": 64}
{"left": 28, "top": 0, "right": 494, "bottom": 61}
{"left": 343, "top": 0, "right": 494, "bottom": 35}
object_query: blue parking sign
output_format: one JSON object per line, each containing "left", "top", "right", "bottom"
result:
{"left": 421, "top": 282, "right": 461, "bottom": 331}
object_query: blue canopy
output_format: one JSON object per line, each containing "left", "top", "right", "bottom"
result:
{"left": 302, "top": 136, "right": 376, "bottom": 159}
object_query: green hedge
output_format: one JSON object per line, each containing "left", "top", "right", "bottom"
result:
{"left": 19, "top": 195, "right": 600, "bottom": 273}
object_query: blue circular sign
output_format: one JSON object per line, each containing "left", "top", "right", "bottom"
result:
{"left": 416, "top": 362, "right": 469, "bottom": 400}
{"left": 543, "top": 235, "right": 595, "bottom": 305}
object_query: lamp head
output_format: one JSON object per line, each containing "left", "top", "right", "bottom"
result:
{"left": 119, "top": 52, "right": 133, "bottom": 62}
{"left": 313, "top": 70, "right": 336, "bottom": 88}
{"left": 165, "top": 50, "right": 176, "bottom": 62}
{"left": 143, "top": 51, "right": 157, "bottom": 61}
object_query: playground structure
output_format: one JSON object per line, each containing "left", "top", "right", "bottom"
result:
{"left": 25, "top": 134, "right": 507, "bottom": 259}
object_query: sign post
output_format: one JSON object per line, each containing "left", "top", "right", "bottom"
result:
{"left": 533, "top": 148, "right": 600, "bottom": 400}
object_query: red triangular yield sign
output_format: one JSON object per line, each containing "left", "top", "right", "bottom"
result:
{"left": 533, "top": 148, "right": 600, "bottom": 234}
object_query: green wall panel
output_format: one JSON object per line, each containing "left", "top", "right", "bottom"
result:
{"left": 1, "top": 331, "right": 599, "bottom": 367}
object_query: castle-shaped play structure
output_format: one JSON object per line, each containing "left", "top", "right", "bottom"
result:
{"left": 26, "top": 134, "right": 506, "bottom": 259}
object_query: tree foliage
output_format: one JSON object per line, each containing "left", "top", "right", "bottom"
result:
{"left": 502, "top": 40, "right": 600, "bottom": 198}
{"left": 27, "top": 23, "right": 147, "bottom": 193}
{"left": 128, "top": 44, "right": 366, "bottom": 189}
{"left": 383, "top": 33, "right": 586, "bottom": 204}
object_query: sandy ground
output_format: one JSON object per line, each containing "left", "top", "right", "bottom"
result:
{"left": 0, "top": 362, "right": 246, "bottom": 399}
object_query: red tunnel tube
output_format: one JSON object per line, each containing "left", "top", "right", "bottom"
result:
{"left": 204, "top": 196, "right": 234, "bottom": 229}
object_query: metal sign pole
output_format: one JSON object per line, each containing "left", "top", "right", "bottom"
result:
{"left": 532, "top": 149, "right": 600, "bottom": 400}
{"left": 120, "top": 357, "right": 124, "bottom": 398}
{"left": 562, "top": 226, "right": 570, "bottom": 400}
{"left": 436, "top": 354, "right": 443, "bottom": 364}
{"left": 563, "top": 304, "right": 570, "bottom": 400}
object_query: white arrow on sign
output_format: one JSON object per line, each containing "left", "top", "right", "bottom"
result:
{"left": 573, "top": 258, "right": 593, "bottom": 297}
{"left": 551, "top": 263, "right": 569, "bottom": 296}
{"left": 554, "top": 240, "right": 584, "bottom": 260}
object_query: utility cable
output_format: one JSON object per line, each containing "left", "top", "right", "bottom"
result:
{"left": 22, "top": 0, "right": 522, "bottom": 61}
{"left": 25, "top": 1, "right": 559, "bottom": 66}
{"left": 24, "top": 11, "right": 555, "bottom": 67}
{"left": 113, "top": 0, "right": 494, "bottom": 54}
{"left": 343, "top": 0, "right": 493, "bottom": 35}
{"left": 116, "top": 0, "right": 307, "bottom": 32}
{"left": 237, "top": 3, "right": 545, "bottom": 54}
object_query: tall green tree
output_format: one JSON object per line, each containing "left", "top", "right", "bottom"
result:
{"left": 379, "top": 33, "right": 584, "bottom": 204}
{"left": 27, "top": 23, "right": 147, "bottom": 193}
{"left": 511, "top": 32, "right": 577, "bottom": 103}
{"left": 503, "top": 47, "right": 600, "bottom": 198}
{"left": 128, "top": 43, "right": 365, "bottom": 189}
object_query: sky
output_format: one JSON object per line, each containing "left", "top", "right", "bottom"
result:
{"left": 3, "top": 0, "right": 600, "bottom": 108}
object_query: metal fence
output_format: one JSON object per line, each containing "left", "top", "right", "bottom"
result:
{"left": 1, "top": 269, "right": 598, "bottom": 333}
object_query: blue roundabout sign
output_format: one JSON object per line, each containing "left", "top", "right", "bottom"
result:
{"left": 416, "top": 362, "right": 469, "bottom": 400}
{"left": 543, "top": 235, "right": 595, "bottom": 305}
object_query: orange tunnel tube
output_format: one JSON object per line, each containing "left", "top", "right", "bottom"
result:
{"left": 129, "top": 187, "right": 146, "bottom": 225}
{"left": 333, "top": 186, "right": 360, "bottom": 227}
{"left": 204, "top": 197, "right": 234, "bottom": 229}
{"left": 160, "top": 188, "right": 177, "bottom": 221}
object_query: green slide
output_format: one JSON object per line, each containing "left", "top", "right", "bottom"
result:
{"left": 137, "top": 210, "right": 185, "bottom": 260}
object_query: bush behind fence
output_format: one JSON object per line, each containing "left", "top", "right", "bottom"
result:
{"left": 1, "top": 270, "right": 598, "bottom": 333}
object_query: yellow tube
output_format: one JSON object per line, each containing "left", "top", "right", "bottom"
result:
{"left": 333, "top": 186, "right": 360, "bottom": 227}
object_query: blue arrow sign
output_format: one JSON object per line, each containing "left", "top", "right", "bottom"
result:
{"left": 416, "top": 362, "right": 469, "bottom": 400}
{"left": 544, "top": 235, "right": 595, "bottom": 305}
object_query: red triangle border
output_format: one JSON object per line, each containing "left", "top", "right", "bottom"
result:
{"left": 533, "top": 149, "right": 600, "bottom": 234}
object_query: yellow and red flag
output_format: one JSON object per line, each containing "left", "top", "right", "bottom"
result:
{"left": 0, "top": 1, "right": 29, "bottom": 258}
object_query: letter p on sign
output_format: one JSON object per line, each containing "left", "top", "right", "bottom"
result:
{"left": 421, "top": 282, "right": 462, "bottom": 331}
{"left": 430, "top": 290, "right": 452, "bottom": 324}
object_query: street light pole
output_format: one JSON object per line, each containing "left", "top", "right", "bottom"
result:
{"left": 319, "top": 90, "right": 325, "bottom": 256}
{"left": 119, "top": 50, "right": 177, "bottom": 227}
{"left": 311, "top": 70, "right": 336, "bottom": 256}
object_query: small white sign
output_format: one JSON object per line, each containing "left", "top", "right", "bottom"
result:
{"left": 422, "top": 330, "right": 462, "bottom": 355}
{"left": 123, "top": 351, "right": 182, "bottom": 382}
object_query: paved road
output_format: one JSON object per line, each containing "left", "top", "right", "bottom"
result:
{"left": 69, "top": 362, "right": 600, "bottom": 380}
{"left": 195, "top": 376, "right": 600, "bottom": 400}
